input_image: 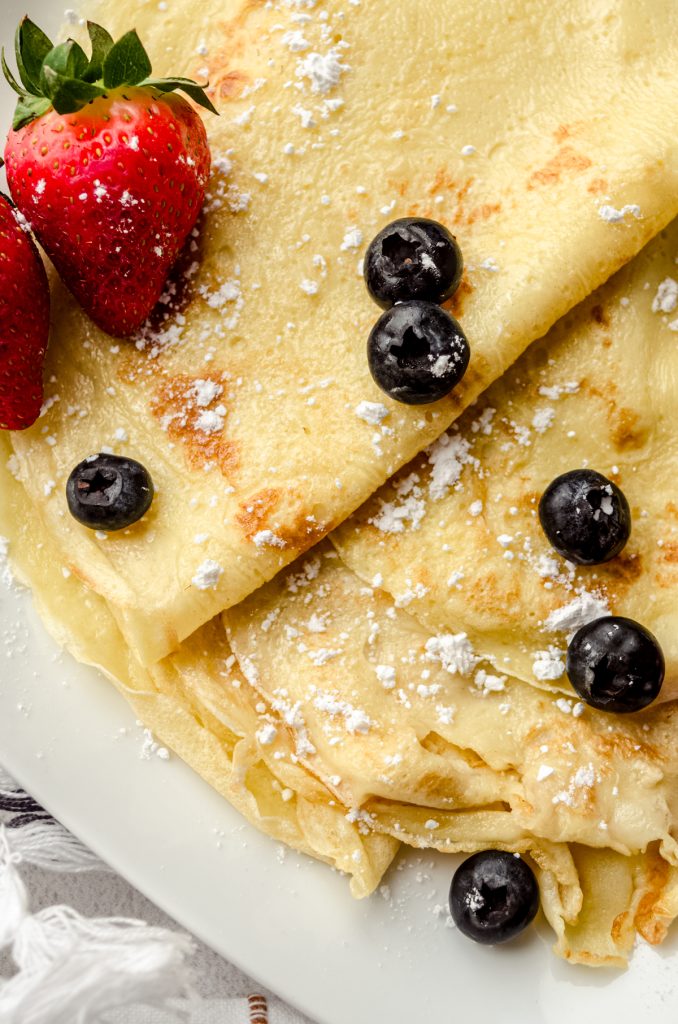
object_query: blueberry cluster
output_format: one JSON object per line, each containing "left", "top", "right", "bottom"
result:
{"left": 363, "top": 218, "right": 470, "bottom": 404}
{"left": 539, "top": 468, "right": 664, "bottom": 713}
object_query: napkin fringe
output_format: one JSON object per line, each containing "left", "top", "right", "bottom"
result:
{"left": 0, "top": 825, "right": 198, "bottom": 1024}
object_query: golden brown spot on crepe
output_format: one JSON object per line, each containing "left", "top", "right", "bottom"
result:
{"left": 206, "top": 1, "right": 260, "bottom": 101}
{"left": 237, "top": 488, "right": 281, "bottom": 538}
{"left": 527, "top": 146, "right": 593, "bottom": 188}
{"left": 553, "top": 124, "right": 572, "bottom": 143}
{"left": 386, "top": 178, "right": 410, "bottom": 198}
{"left": 611, "top": 406, "right": 645, "bottom": 450}
{"left": 151, "top": 373, "right": 240, "bottom": 476}
{"left": 658, "top": 541, "right": 678, "bottom": 564}
{"left": 635, "top": 849, "right": 672, "bottom": 944}
{"left": 214, "top": 70, "right": 250, "bottom": 101}
{"left": 591, "top": 728, "right": 659, "bottom": 764}
{"left": 611, "top": 910, "right": 630, "bottom": 944}
{"left": 587, "top": 177, "right": 609, "bottom": 195}
{"left": 236, "top": 488, "right": 330, "bottom": 552}
{"left": 276, "top": 511, "right": 330, "bottom": 551}
{"left": 466, "top": 571, "right": 523, "bottom": 619}
{"left": 428, "top": 169, "right": 456, "bottom": 195}
{"left": 590, "top": 304, "right": 608, "bottom": 327}
{"left": 445, "top": 275, "right": 474, "bottom": 318}
{"left": 466, "top": 202, "right": 501, "bottom": 226}
{"left": 601, "top": 551, "right": 643, "bottom": 586}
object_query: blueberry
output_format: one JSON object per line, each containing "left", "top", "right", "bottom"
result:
{"left": 367, "top": 300, "right": 470, "bottom": 405}
{"left": 66, "top": 454, "right": 154, "bottom": 531}
{"left": 449, "top": 850, "right": 540, "bottom": 945}
{"left": 538, "top": 469, "right": 631, "bottom": 565}
{"left": 364, "top": 217, "right": 463, "bottom": 309}
{"left": 566, "top": 615, "right": 664, "bottom": 713}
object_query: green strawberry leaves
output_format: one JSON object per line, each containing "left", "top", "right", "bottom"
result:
{"left": 140, "top": 77, "right": 218, "bottom": 114}
{"left": 102, "top": 30, "right": 152, "bottom": 89}
{"left": 11, "top": 94, "right": 52, "bottom": 130}
{"left": 15, "top": 18, "right": 53, "bottom": 96}
{"left": 84, "top": 22, "right": 114, "bottom": 82}
{"left": 2, "top": 16, "right": 218, "bottom": 129}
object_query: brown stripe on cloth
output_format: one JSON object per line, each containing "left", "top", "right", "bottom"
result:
{"left": 248, "top": 993, "right": 269, "bottom": 1023}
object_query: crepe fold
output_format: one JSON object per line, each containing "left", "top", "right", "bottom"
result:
{"left": 0, "top": 441, "right": 397, "bottom": 898}
{"left": 4, "top": 448, "right": 678, "bottom": 966}
{"left": 333, "top": 217, "right": 678, "bottom": 703}
{"left": 6, "top": 0, "right": 678, "bottom": 665}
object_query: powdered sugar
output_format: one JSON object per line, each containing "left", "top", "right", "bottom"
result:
{"left": 191, "top": 559, "right": 223, "bottom": 590}
{"left": 544, "top": 592, "right": 609, "bottom": 634}
{"left": 340, "top": 227, "right": 363, "bottom": 251}
{"left": 598, "top": 203, "right": 642, "bottom": 223}
{"left": 312, "top": 691, "right": 372, "bottom": 734}
{"left": 425, "top": 633, "right": 479, "bottom": 677}
{"left": 355, "top": 401, "right": 390, "bottom": 425}
{"left": 192, "top": 380, "right": 223, "bottom": 407}
{"left": 538, "top": 381, "right": 580, "bottom": 400}
{"left": 253, "top": 530, "right": 286, "bottom": 549}
{"left": 652, "top": 278, "right": 678, "bottom": 315}
{"left": 375, "top": 665, "right": 396, "bottom": 690}
{"left": 296, "top": 48, "right": 350, "bottom": 94}
{"left": 532, "top": 647, "right": 566, "bottom": 681}
{"left": 370, "top": 473, "right": 426, "bottom": 533}
{"left": 256, "top": 723, "right": 278, "bottom": 746}
{"left": 426, "top": 433, "right": 475, "bottom": 501}
{"left": 532, "top": 407, "right": 555, "bottom": 433}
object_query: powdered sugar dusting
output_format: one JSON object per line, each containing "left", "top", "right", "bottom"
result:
{"left": 425, "top": 633, "right": 479, "bottom": 677}
{"left": 192, "top": 559, "right": 224, "bottom": 590}
{"left": 427, "top": 433, "right": 476, "bottom": 501}
{"left": 652, "top": 278, "right": 678, "bottom": 315}
{"left": 598, "top": 203, "right": 641, "bottom": 223}
{"left": 544, "top": 592, "right": 609, "bottom": 634}
{"left": 296, "top": 47, "right": 350, "bottom": 94}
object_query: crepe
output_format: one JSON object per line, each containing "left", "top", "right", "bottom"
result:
{"left": 4, "top": 447, "right": 678, "bottom": 967}
{"left": 0, "top": 433, "right": 397, "bottom": 898}
{"left": 224, "top": 544, "right": 678, "bottom": 965}
{"left": 7, "top": 0, "right": 678, "bottom": 665}
{"left": 334, "top": 217, "right": 678, "bottom": 703}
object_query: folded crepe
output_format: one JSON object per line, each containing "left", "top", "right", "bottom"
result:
{"left": 7, "top": 0, "right": 678, "bottom": 665}
{"left": 3, "top": 455, "right": 678, "bottom": 967}
{"left": 0, "top": 439, "right": 397, "bottom": 898}
{"left": 333, "top": 216, "right": 678, "bottom": 702}
{"left": 8, "top": 204, "right": 678, "bottom": 956}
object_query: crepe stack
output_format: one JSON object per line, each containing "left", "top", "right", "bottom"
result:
{"left": 3, "top": 0, "right": 678, "bottom": 967}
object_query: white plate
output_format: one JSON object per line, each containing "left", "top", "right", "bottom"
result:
{"left": 2, "top": 3, "right": 678, "bottom": 1021}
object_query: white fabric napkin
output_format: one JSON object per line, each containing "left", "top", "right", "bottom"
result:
{"left": 0, "top": 767, "right": 313, "bottom": 1024}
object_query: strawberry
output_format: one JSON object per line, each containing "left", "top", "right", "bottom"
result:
{"left": 1, "top": 18, "right": 216, "bottom": 338}
{"left": 0, "top": 188, "right": 50, "bottom": 429}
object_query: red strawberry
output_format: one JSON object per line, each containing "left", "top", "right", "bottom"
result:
{"left": 0, "top": 189, "right": 50, "bottom": 429}
{"left": 2, "top": 18, "right": 216, "bottom": 338}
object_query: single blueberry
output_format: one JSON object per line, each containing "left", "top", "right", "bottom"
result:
{"left": 367, "top": 300, "right": 469, "bottom": 405}
{"left": 538, "top": 469, "right": 631, "bottom": 565}
{"left": 66, "top": 453, "right": 154, "bottom": 531}
{"left": 566, "top": 615, "right": 664, "bottom": 713}
{"left": 449, "top": 850, "right": 540, "bottom": 945}
{"left": 364, "top": 217, "right": 463, "bottom": 309}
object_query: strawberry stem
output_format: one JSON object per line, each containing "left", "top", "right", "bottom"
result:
{"left": 2, "top": 16, "right": 218, "bottom": 130}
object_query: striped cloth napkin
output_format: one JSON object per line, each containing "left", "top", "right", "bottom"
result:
{"left": 0, "top": 767, "right": 312, "bottom": 1024}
